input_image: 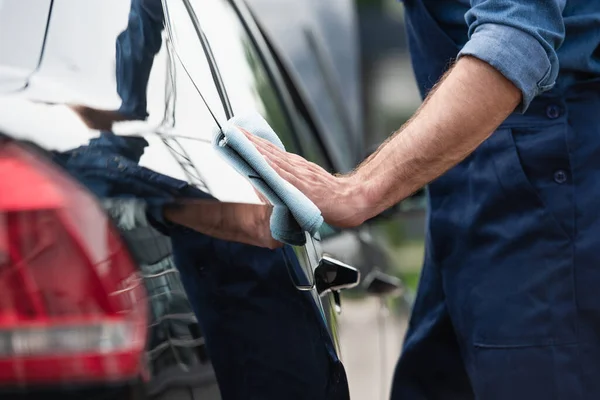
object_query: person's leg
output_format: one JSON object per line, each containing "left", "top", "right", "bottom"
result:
{"left": 390, "top": 225, "right": 474, "bottom": 400}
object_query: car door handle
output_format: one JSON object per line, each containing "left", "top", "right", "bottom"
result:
{"left": 314, "top": 255, "right": 360, "bottom": 296}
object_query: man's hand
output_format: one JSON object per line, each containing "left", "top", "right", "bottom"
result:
{"left": 246, "top": 56, "right": 521, "bottom": 227}
{"left": 244, "top": 132, "right": 367, "bottom": 228}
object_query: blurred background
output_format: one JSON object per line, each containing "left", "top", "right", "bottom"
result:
{"left": 337, "top": 1, "right": 424, "bottom": 399}
{"left": 355, "top": 0, "right": 423, "bottom": 295}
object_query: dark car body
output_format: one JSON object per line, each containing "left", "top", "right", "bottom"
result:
{"left": 0, "top": 0, "right": 363, "bottom": 398}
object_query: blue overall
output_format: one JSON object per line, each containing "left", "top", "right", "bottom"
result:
{"left": 52, "top": 134, "right": 349, "bottom": 400}
{"left": 391, "top": 1, "right": 600, "bottom": 399}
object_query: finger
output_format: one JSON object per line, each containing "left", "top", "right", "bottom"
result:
{"left": 286, "top": 153, "right": 320, "bottom": 171}
{"left": 263, "top": 156, "right": 307, "bottom": 190}
{"left": 240, "top": 131, "right": 294, "bottom": 166}
{"left": 252, "top": 139, "right": 285, "bottom": 159}
{"left": 251, "top": 140, "right": 298, "bottom": 172}
{"left": 250, "top": 137, "right": 288, "bottom": 162}
{"left": 243, "top": 132, "right": 271, "bottom": 149}
{"left": 240, "top": 128, "right": 280, "bottom": 151}
{"left": 256, "top": 143, "right": 329, "bottom": 185}
{"left": 254, "top": 142, "right": 293, "bottom": 168}
{"left": 238, "top": 127, "right": 328, "bottom": 179}
{"left": 266, "top": 154, "right": 298, "bottom": 178}
{"left": 284, "top": 153, "right": 329, "bottom": 177}
{"left": 240, "top": 129, "right": 294, "bottom": 163}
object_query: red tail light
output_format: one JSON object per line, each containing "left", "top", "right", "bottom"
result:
{"left": 0, "top": 141, "right": 148, "bottom": 386}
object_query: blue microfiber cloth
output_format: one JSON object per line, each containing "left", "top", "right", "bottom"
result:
{"left": 212, "top": 112, "right": 324, "bottom": 246}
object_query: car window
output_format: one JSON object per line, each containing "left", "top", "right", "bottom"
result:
{"left": 162, "top": 0, "right": 228, "bottom": 123}
{"left": 294, "top": 108, "right": 334, "bottom": 171}
{"left": 162, "top": 0, "right": 261, "bottom": 203}
{"left": 188, "top": 0, "right": 301, "bottom": 155}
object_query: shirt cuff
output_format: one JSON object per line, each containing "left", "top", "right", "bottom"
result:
{"left": 458, "top": 23, "right": 554, "bottom": 113}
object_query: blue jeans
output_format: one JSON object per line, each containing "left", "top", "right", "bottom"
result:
{"left": 52, "top": 133, "right": 349, "bottom": 400}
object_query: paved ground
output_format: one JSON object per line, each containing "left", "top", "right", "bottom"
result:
{"left": 337, "top": 297, "right": 409, "bottom": 400}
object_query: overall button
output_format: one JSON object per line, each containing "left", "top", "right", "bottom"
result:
{"left": 546, "top": 104, "right": 561, "bottom": 119}
{"left": 553, "top": 170, "right": 568, "bottom": 184}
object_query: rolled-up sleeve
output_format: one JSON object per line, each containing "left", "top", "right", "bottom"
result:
{"left": 458, "top": 1, "right": 566, "bottom": 112}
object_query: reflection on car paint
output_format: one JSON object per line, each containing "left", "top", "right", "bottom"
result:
{"left": 0, "top": 0, "right": 350, "bottom": 398}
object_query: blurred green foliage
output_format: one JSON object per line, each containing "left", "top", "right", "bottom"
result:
{"left": 373, "top": 219, "right": 425, "bottom": 294}
{"left": 354, "top": 0, "right": 423, "bottom": 307}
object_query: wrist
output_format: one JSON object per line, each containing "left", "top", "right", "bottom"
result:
{"left": 341, "top": 172, "right": 374, "bottom": 226}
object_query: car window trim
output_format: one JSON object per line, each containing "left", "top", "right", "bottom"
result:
{"left": 254, "top": 23, "right": 335, "bottom": 172}
{"left": 225, "top": 0, "right": 307, "bottom": 156}
{"left": 181, "top": 0, "right": 233, "bottom": 119}
{"left": 165, "top": 0, "right": 234, "bottom": 124}
{"left": 170, "top": 0, "right": 318, "bottom": 163}
{"left": 167, "top": 0, "right": 336, "bottom": 170}
{"left": 240, "top": 1, "right": 346, "bottom": 172}
{"left": 303, "top": 28, "right": 361, "bottom": 163}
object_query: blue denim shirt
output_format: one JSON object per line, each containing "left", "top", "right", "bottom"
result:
{"left": 419, "top": 0, "right": 600, "bottom": 112}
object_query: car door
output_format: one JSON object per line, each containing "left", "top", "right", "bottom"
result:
{"left": 0, "top": 0, "right": 352, "bottom": 396}
{"left": 172, "top": 0, "right": 361, "bottom": 356}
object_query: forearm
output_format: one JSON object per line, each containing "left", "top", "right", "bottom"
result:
{"left": 353, "top": 56, "right": 521, "bottom": 221}
{"left": 164, "top": 201, "right": 282, "bottom": 249}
